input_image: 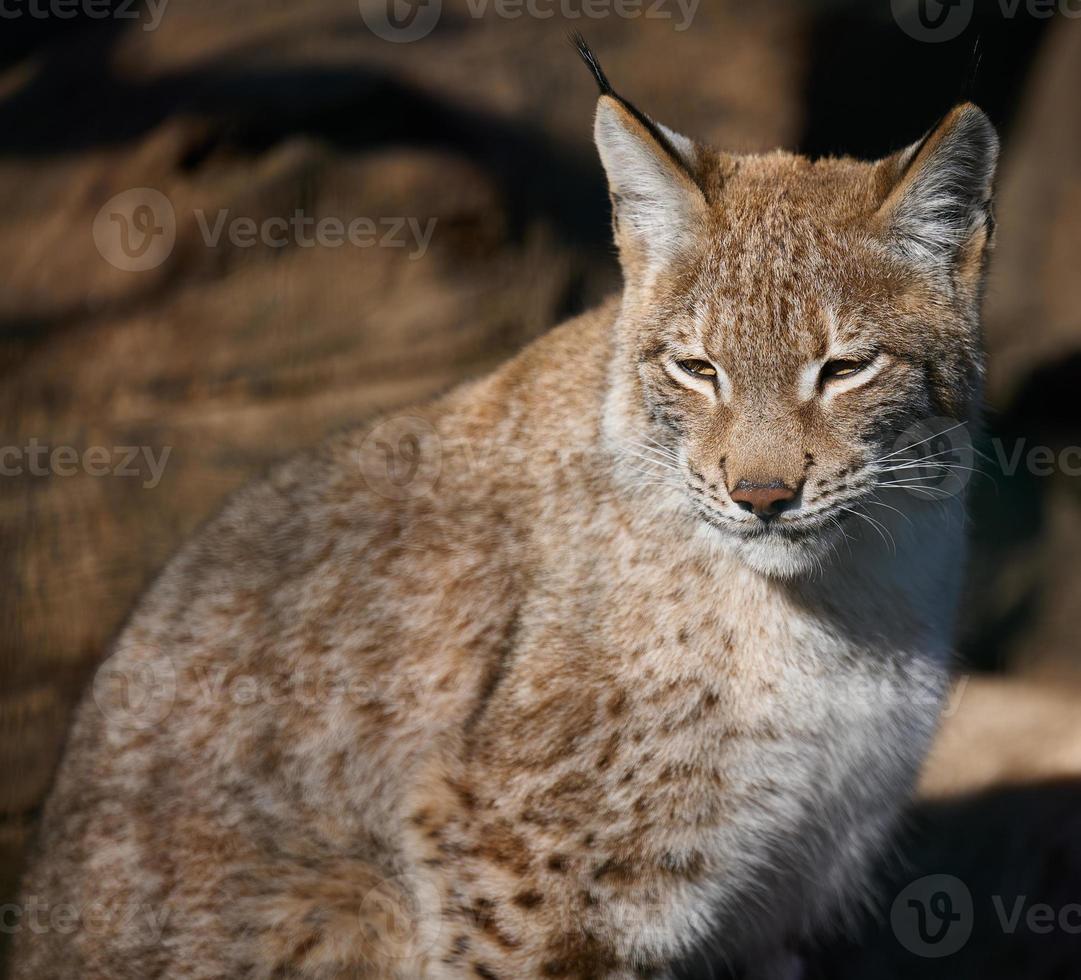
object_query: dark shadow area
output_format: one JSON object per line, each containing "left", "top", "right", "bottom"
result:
{"left": 0, "top": 1, "right": 131, "bottom": 72}
{"left": 1, "top": 62, "right": 611, "bottom": 248}
{"left": 960, "top": 354, "right": 1081, "bottom": 672}
{"left": 678, "top": 779, "right": 1081, "bottom": 979}
{"left": 1003, "top": 352, "right": 1081, "bottom": 440}
{"left": 811, "top": 779, "right": 1081, "bottom": 978}
{"left": 800, "top": 2, "right": 1051, "bottom": 156}
{"left": 0, "top": 29, "right": 610, "bottom": 254}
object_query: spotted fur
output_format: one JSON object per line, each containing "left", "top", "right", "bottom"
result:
{"left": 12, "top": 47, "right": 998, "bottom": 980}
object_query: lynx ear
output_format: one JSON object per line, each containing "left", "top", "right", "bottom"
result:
{"left": 574, "top": 35, "right": 706, "bottom": 267}
{"left": 875, "top": 104, "right": 999, "bottom": 269}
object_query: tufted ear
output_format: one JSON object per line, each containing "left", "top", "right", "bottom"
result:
{"left": 875, "top": 104, "right": 999, "bottom": 272}
{"left": 574, "top": 35, "right": 707, "bottom": 271}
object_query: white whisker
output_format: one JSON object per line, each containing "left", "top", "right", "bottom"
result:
{"left": 865, "top": 498, "right": 913, "bottom": 527}
{"left": 875, "top": 421, "right": 970, "bottom": 464}
{"left": 620, "top": 450, "right": 680, "bottom": 474}
{"left": 839, "top": 505, "right": 895, "bottom": 554}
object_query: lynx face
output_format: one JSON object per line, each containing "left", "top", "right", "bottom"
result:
{"left": 583, "top": 44, "right": 998, "bottom": 577}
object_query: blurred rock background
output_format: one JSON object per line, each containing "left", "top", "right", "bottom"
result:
{"left": 1, "top": 0, "right": 1079, "bottom": 975}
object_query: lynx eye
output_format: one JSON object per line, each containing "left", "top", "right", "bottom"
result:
{"left": 678, "top": 359, "right": 718, "bottom": 379}
{"left": 820, "top": 359, "right": 870, "bottom": 384}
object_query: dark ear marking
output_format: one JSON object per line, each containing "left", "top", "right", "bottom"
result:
{"left": 609, "top": 192, "right": 623, "bottom": 232}
{"left": 571, "top": 32, "right": 695, "bottom": 181}
{"left": 896, "top": 119, "right": 939, "bottom": 183}
{"left": 878, "top": 103, "right": 999, "bottom": 265}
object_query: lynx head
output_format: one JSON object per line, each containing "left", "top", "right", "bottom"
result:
{"left": 575, "top": 37, "right": 999, "bottom": 578}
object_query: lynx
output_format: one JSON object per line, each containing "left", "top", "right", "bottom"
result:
{"left": 12, "top": 38, "right": 998, "bottom": 980}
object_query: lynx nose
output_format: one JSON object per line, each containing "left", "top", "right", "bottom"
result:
{"left": 729, "top": 480, "right": 800, "bottom": 519}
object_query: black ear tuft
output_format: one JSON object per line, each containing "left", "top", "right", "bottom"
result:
{"left": 571, "top": 32, "right": 613, "bottom": 97}
{"left": 570, "top": 33, "right": 694, "bottom": 180}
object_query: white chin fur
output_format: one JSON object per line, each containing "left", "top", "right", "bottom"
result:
{"left": 722, "top": 529, "right": 835, "bottom": 579}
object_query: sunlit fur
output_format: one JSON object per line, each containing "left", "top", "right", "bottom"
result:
{"left": 12, "top": 56, "right": 998, "bottom": 980}
{"left": 599, "top": 96, "right": 997, "bottom": 580}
